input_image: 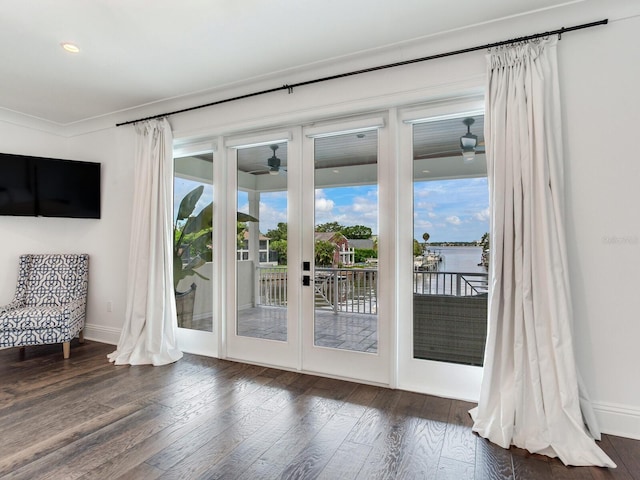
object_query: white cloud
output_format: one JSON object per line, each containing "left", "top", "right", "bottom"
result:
{"left": 259, "top": 201, "right": 287, "bottom": 232}
{"left": 315, "top": 197, "right": 335, "bottom": 212}
{"left": 351, "top": 195, "right": 376, "bottom": 213}
{"left": 474, "top": 207, "right": 490, "bottom": 222}
{"left": 237, "top": 201, "right": 249, "bottom": 214}
{"left": 414, "top": 219, "right": 433, "bottom": 230}
{"left": 446, "top": 216, "right": 462, "bottom": 225}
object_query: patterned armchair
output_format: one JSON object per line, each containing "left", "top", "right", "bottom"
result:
{"left": 0, "top": 254, "right": 89, "bottom": 359}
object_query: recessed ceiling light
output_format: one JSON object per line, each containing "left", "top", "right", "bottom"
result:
{"left": 61, "top": 42, "right": 80, "bottom": 53}
{"left": 422, "top": 169, "right": 430, "bottom": 174}
{"left": 332, "top": 169, "right": 340, "bottom": 173}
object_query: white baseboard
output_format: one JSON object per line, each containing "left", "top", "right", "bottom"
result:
{"left": 593, "top": 401, "right": 640, "bottom": 440}
{"left": 83, "top": 323, "right": 120, "bottom": 346}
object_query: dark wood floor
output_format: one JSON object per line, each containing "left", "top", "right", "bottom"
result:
{"left": 1, "top": 341, "right": 638, "bottom": 480}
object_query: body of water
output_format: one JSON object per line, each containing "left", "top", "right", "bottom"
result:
{"left": 429, "top": 246, "right": 486, "bottom": 273}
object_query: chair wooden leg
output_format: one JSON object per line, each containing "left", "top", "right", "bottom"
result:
{"left": 79, "top": 330, "right": 85, "bottom": 344}
{"left": 63, "top": 342, "right": 70, "bottom": 359}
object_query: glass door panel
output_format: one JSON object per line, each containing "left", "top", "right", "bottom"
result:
{"left": 236, "top": 142, "right": 289, "bottom": 342}
{"left": 313, "top": 132, "right": 379, "bottom": 354}
{"left": 411, "top": 115, "right": 489, "bottom": 367}
{"left": 302, "top": 120, "right": 389, "bottom": 386}
{"left": 397, "top": 105, "right": 487, "bottom": 401}
{"left": 174, "top": 153, "right": 214, "bottom": 333}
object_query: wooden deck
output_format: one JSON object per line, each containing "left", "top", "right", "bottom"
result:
{"left": 1, "top": 341, "right": 638, "bottom": 479}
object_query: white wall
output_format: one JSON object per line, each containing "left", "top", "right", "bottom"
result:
{"left": 63, "top": 127, "right": 136, "bottom": 343}
{"left": 560, "top": 12, "right": 640, "bottom": 438}
{"left": 0, "top": 123, "right": 68, "bottom": 303}
{"left": 0, "top": 0, "right": 637, "bottom": 438}
{"left": 0, "top": 124, "right": 135, "bottom": 344}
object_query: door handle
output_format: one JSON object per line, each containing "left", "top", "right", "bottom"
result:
{"left": 302, "top": 275, "right": 311, "bottom": 286}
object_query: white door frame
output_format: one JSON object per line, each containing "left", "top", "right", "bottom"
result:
{"left": 172, "top": 94, "right": 488, "bottom": 399}
{"left": 300, "top": 115, "right": 392, "bottom": 385}
{"left": 396, "top": 99, "right": 485, "bottom": 402}
{"left": 173, "top": 139, "right": 219, "bottom": 358}
{"left": 224, "top": 129, "right": 301, "bottom": 369}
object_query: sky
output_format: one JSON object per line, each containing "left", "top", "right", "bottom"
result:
{"left": 413, "top": 177, "right": 489, "bottom": 242}
{"left": 176, "top": 176, "right": 489, "bottom": 243}
{"left": 174, "top": 177, "right": 214, "bottom": 224}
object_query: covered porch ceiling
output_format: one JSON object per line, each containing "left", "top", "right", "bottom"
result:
{"left": 234, "top": 114, "right": 486, "bottom": 192}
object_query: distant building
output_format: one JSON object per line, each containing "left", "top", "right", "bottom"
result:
{"left": 239, "top": 231, "right": 278, "bottom": 265}
{"left": 314, "top": 232, "right": 354, "bottom": 266}
{"left": 348, "top": 239, "right": 375, "bottom": 250}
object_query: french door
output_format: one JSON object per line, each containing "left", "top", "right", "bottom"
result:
{"left": 225, "top": 130, "right": 300, "bottom": 369}
{"left": 173, "top": 143, "right": 218, "bottom": 357}
{"left": 300, "top": 118, "right": 390, "bottom": 384}
{"left": 397, "top": 100, "right": 487, "bottom": 401}
{"left": 174, "top": 100, "right": 487, "bottom": 398}
{"left": 224, "top": 118, "right": 390, "bottom": 385}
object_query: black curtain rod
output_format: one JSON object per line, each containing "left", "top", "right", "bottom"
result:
{"left": 116, "top": 18, "right": 607, "bottom": 127}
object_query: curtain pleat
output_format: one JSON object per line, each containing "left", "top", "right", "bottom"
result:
{"left": 107, "top": 118, "right": 182, "bottom": 366}
{"left": 469, "top": 38, "right": 615, "bottom": 467}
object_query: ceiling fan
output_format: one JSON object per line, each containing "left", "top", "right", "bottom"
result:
{"left": 247, "top": 144, "right": 286, "bottom": 175}
{"left": 412, "top": 116, "right": 485, "bottom": 160}
{"left": 460, "top": 117, "right": 481, "bottom": 162}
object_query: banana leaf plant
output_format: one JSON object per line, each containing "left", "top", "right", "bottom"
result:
{"left": 173, "top": 185, "right": 257, "bottom": 290}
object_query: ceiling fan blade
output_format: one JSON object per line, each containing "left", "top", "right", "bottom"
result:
{"left": 237, "top": 212, "right": 258, "bottom": 222}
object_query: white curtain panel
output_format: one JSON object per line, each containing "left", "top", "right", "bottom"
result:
{"left": 108, "top": 118, "right": 183, "bottom": 366}
{"left": 469, "top": 38, "right": 614, "bottom": 467}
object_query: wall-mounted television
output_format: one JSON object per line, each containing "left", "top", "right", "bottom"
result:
{"left": 0, "top": 153, "right": 101, "bottom": 219}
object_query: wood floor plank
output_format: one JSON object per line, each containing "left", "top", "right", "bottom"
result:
{"left": 0, "top": 344, "right": 119, "bottom": 411}
{"left": 608, "top": 434, "right": 640, "bottom": 479}
{"left": 0, "top": 401, "right": 143, "bottom": 476}
{"left": 2, "top": 341, "right": 639, "bottom": 480}
{"left": 436, "top": 457, "right": 475, "bottom": 480}
{"left": 355, "top": 422, "right": 407, "bottom": 479}
{"left": 0, "top": 400, "right": 113, "bottom": 458}
{"left": 587, "top": 435, "right": 635, "bottom": 480}
{"left": 200, "top": 402, "right": 316, "bottom": 478}
{"left": 113, "top": 462, "right": 165, "bottom": 480}
{"left": 316, "top": 440, "right": 372, "bottom": 480}
{"left": 190, "top": 371, "right": 322, "bottom": 479}
{"left": 279, "top": 412, "right": 361, "bottom": 480}
{"left": 475, "top": 437, "right": 515, "bottom": 480}
{"left": 395, "top": 419, "right": 447, "bottom": 479}
{"left": 6, "top": 402, "right": 171, "bottom": 480}
{"left": 347, "top": 388, "right": 402, "bottom": 446}
{"left": 237, "top": 389, "right": 342, "bottom": 473}
{"left": 157, "top": 402, "right": 306, "bottom": 478}
{"left": 440, "top": 400, "right": 477, "bottom": 464}
{"left": 72, "top": 379, "right": 277, "bottom": 480}
{"left": 549, "top": 463, "right": 597, "bottom": 480}
{"left": 146, "top": 369, "right": 292, "bottom": 472}
{"left": 421, "top": 393, "right": 454, "bottom": 423}
{"left": 512, "top": 453, "right": 553, "bottom": 479}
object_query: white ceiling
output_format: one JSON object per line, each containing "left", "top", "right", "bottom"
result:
{"left": 0, "top": 0, "right": 580, "bottom": 127}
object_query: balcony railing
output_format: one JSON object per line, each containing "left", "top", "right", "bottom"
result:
{"left": 258, "top": 266, "right": 288, "bottom": 306}
{"left": 413, "top": 270, "right": 488, "bottom": 296}
{"left": 257, "top": 266, "right": 488, "bottom": 313}
{"left": 314, "top": 268, "right": 378, "bottom": 314}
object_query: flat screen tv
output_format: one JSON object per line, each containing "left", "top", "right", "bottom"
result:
{"left": 0, "top": 153, "right": 101, "bottom": 219}
{"left": 0, "top": 154, "right": 36, "bottom": 216}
